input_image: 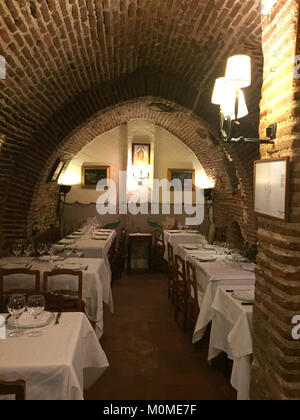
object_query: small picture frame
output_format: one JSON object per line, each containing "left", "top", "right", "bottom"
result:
{"left": 81, "top": 166, "right": 110, "bottom": 189}
{"left": 47, "top": 158, "right": 66, "bottom": 183}
{"left": 132, "top": 143, "right": 150, "bottom": 166}
{"left": 254, "top": 157, "right": 289, "bottom": 221}
{"left": 167, "top": 169, "right": 195, "bottom": 191}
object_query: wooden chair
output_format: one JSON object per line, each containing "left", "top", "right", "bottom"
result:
{"left": 153, "top": 229, "right": 166, "bottom": 270}
{"left": 185, "top": 261, "right": 200, "bottom": 332}
{"left": 0, "top": 269, "right": 40, "bottom": 313}
{"left": 173, "top": 255, "right": 187, "bottom": 331}
{"left": 0, "top": 379, "right": 26, "bottom": 400}
{"left": 43, "top": 270, "right": 84, "bottom": 312}
{"left": 111, "top": 228, "right": 127, "bottom": 281}
{"left": 167, "top": 243, "right": 175, "bottom": 301}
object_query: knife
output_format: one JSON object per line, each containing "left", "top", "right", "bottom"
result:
{"left": 5, "top": 314, "right": 12, "bottom": 324}
{"left": 241, "top": 302, "right": 253, "bottom": 306}
{"left": 55, "top": 312, "right": 62, "bottom": 324}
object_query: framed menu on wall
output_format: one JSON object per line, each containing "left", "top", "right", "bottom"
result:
{"left": 254, "top": 157, "right": 289, "bottom": 221}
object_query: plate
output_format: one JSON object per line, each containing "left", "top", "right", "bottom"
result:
{"left": 0, "top": 263, "right": 31, "bottom": 270}
{"left": 56, "top": 263, "right": 82, "bottom": 270}
{"left": 7, "top": 311, "right": 54, "bottom": 329}
{"left": 232, "top": 290, "right": 255, "bottom": 303}
{"left": 194, "top": 255, "right": 217, "bottom": 262}
{"left": 241, "top": 263, "right": 255, "bottom": 272}
{"left": 37, "top": 256, "right": 60, "bottom": 262}
{"left": 57, "top": 239, "right": 75, "bottom": 245}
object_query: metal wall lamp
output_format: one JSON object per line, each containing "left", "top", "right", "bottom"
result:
{"left": 212, "top": 55, "right": 276, "bottom": 144}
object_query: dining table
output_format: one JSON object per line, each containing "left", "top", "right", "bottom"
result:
{"left": 0, "top": 256, "right": 112, "bottom": 338}
{"left": 176, "top": 244, "right": 255, "bottom": 343}
{"left": 55, "top": 229, "right": 117, "bottom": 274}
{"left": 0, "top": 312, "right": 109, "bottom": 400}
{"left": 163, "top": 230, "right": 203, "bottom": 260}
{"left": 208, "top": 285, "right": 254, "bottom": 400}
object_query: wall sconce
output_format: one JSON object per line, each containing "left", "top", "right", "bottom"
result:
{"left": 212, "top": 55, "right": 276, "bottom": 144}
{"left": 132, "top": 164, "right": 150, "bottom": 186}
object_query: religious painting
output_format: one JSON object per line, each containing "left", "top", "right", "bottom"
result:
{"left": 132, "top": 143, "right": 150, "bottom": 166}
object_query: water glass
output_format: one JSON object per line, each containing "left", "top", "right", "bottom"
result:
{"left": 7, "top": 294, "right": 26, "bottom": 338}
{"left": 11, "top": 242, "right": 23, "bottom": 258}
{"left": 27, "top": 295, "right": 45, "bottom": 338}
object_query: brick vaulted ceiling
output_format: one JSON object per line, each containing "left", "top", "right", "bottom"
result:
{"left": 0, "top": 0, "right": 263, "bottom": 238}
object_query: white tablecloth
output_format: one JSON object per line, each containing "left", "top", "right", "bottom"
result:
{"left": 208, "top": 286, "right": 253, "bottom": 400}
{"left": 0, "top": 312, "right": 109, "bottom": 400}
{"left": 56, "top": 230, "right": 116, "bottom": 275}
{"left": 164, "top": 231, "right": 202, "bottom": 260}
{"left": 176, "top": 245, "right": 255, "bottom": 343}
{"left": 0, "top": 257, "right": 112, "bottom": 338}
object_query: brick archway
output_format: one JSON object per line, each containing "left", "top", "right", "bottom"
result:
{"left": 24, "top": 97, "right": 258, "bottom": 247}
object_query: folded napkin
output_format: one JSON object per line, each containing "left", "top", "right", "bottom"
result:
{"left": 241, "top": 263, "right": 255, "bottom": 272}
{"left": 16, "top": 311, "right": 51, "bottom": 327}
{"left": 56, "top": 263, "right": 84, "bottom": 271}
{"left": 1, "top": 263, "right": 29, "bottom": 270}
{"left": 58, "top": 239, "right": 75, "bottom": 244}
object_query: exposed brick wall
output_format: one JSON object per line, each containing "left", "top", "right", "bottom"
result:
{"left": 251, "top": 0, "right": 300, "bottom": 400}
{"left": 0, "top": 0, "right": 263, "bottom": 244}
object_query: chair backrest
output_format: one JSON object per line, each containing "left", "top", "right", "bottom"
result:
{"left": 0, "top": 379, "right": 26, "bottom": 400}
{"left": 0, "top": 269, "right": 40, "bottom": 311}
{"left": 174, "top": 255, "right": 186, "bottom": 284}
{"left": 186, "top": 260, "right": 200, "bottom": 311}
{"left": 167, "top": 243, "right": 174, "bottom": 271}
{"left": 119, "top": 228, "right": 127, "bottom": 254}
{"left": 154, "top": 229, "right": 165, "bottom": 248}
{"left": 108, "top": 237, "right": 117, "bottom": 266}
{"left": 43, "top": 270, "right": 83, "bottom": 312}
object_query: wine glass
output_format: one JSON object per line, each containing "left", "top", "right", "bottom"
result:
{"left": 27, "top": 295, "right": 45, "bottom": 338}
{"left": 7, "top": 294, "right": 26, "bottom": 338}
{"left": 37, "top": 243, "right": 47, "bottom": 257}
{"left": 74, "top": 247, "right": 83, "bottom": 258}
{"left": 64, "top": 247, "right": 73, "bottom": 259}
{"left": 24, "top": 241, "right": 35, "bottom": 258}
{"left": 11, "top": 242, "right": 23, "bottom": 258}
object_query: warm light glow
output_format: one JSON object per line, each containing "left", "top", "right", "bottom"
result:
{"left": 225, "top": 55, "right": 251, "bottom": 89}
{"left": 222, "top": 89, "right": 248, "bottom": 120}
{"left": 195, "top": 174, "right": 216, "bottom": 189}
{"left": 261, "top": 0, "right": 278, "bottom": 14}
{"left": 58, "top": 171, "right": 81, "bottom": 185}
{"left": 211, "top": 77, "right": 248, "bottom": 119}
{"left": 211, "top": 77, "right": 227, "bottom": 105}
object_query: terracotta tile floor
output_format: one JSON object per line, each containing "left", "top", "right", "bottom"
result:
{"left": 85, "top": 271, "right": 236, "bottom": 400}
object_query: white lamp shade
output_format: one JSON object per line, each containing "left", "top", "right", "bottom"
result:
{"left": 225, "top": 55, "right": 251, "bottom": 88}
{"left": 222, "top": 89, "right": 248, "bottom": 119}
{"left": 211, "top": 77, "right": 226, "bottom": 105}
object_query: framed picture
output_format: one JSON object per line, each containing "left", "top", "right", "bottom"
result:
{"left": 46, "top": 158, "right": 66, "bottom": 183}
{"left": 167, "top": 169, "right": 195, "bottom": 191}
{"left": 254, "top": 157, "right": 289, "bottom": 221}
{"left": 81, "top": 166, "right": 110, "bottom": 189}
{"left": 132, "top": 143, "right": 150, "bottom": 165}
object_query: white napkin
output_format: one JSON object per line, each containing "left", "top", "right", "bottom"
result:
{"left": 58, "top": 263, "right": 82, "bottom": 270}
{"left": 1, "top": 263, "right": 28, "bottom": 269}
{"left": 17, "top": 311, "right": 51, "bottom": 327}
